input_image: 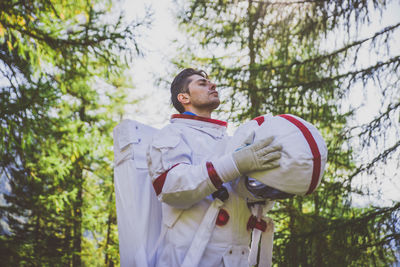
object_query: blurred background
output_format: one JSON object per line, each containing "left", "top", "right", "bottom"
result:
{"left": 1, "top": 0, "right": 399, "bottom": 266}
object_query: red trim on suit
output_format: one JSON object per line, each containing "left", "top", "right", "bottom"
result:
{"left": 206, "top": 161, "right": 223, "bottom": 189}
{"left": 216, "top": 208, "right": 230, "bottom": 226}
{"left": 247, "top": 215, "right": 267, "bottom": 232}
{"left": 153, "top": 164, "right": 179, "bottom": 196}
{"left": 171, "top": 114, "right": 227, "bottom": 127}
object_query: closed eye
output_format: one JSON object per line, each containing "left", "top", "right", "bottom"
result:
{"left": 196, "top": 78, "right": 209, "bottom": 85}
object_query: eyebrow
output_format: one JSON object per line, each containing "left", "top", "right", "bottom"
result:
{"left": 194, "top": 78, "right": 209, "bottom": 84}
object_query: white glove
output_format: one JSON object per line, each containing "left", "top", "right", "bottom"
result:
{"left": 211, "top": 133, "right": 282, "bottom": 183}
{"left": 233, "top": 136, "right": 281, "bottom": 175}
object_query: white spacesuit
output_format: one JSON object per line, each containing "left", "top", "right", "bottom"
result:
{"left": 147, "top": 114, "right": 258, "bottom": 267}
{"left": 113, "top": 112, "right": 326, "bottom": 266}
{"left": 115, "top": 68, "right": 327, "bottom": 267}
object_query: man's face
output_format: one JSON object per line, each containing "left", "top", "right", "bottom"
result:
{"left": 185, "top": 74, "right": 220, "bottom": 111}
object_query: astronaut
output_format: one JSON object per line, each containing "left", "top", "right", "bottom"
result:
{"left": 146, "top": 68, "right": 282, "bottom": 266}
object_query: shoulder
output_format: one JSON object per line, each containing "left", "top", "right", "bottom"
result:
{"left": 150, "top": 124, "right": 183, "bottom": 149}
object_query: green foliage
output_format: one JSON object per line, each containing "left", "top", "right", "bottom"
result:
{"left": 173, "top": 0, "right": 400, "bottom": 265}
{"left": 0, "top": 0, "right": 150, "bottom": 265}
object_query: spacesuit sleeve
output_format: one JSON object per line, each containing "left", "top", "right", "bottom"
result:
{"left": 147, "top": 129, "right": 220, "bottom": 209}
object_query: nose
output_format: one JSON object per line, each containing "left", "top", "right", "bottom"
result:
{"left": 210, "top": 81, "right": 216, "bottom": 91}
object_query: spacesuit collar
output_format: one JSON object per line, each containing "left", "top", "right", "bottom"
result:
{"left": 171, "top": 114, "right": 228, "bottom": 127}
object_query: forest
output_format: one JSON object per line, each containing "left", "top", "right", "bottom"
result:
{"left": 1, "top": 0, "right": 399, "bottom": 266}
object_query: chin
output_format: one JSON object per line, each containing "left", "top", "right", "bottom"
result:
{"left": 210, "top": 101, "right": 220, "bottom": 110}
{"left": 211, "top": 97, "right": 220, "bottom": 105}
{"left": 195, "top": 99, "right": 220, "bottom": 111}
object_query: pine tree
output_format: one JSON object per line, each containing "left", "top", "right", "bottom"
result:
{"left": 172, "top": 0, "right": 400, "bottom": 265}
{"left": 0, "top": 0, "right": 150, "bottom": 265}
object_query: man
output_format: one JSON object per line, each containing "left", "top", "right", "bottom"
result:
{"left": 146, "top": 68, "right": 282, "bottom": 266}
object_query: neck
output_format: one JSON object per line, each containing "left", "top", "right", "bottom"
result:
{"left": 185, "top": 108, "right": 212, "bottom": 118}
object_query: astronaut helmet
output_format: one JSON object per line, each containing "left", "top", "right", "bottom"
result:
{"left": 229, "top": 114, "right": 328, "bottom": 197}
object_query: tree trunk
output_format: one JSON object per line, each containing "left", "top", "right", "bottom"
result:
{"left": 72, "top": 166, "right": 83, "bottom": 267}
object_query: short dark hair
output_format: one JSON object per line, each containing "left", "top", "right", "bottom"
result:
{"left": 170, "top": 68, "right": 208, "bottom": 113}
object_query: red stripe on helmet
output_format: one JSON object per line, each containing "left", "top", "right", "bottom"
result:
{"left": 278, "top": 114, "right": 321, "bottom": 194}
{"left": 253, "top": 116, "right": 265, "bottom": 126}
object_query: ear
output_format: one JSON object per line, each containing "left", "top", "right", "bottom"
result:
{"left": 177, "top": 92, "right": 190, "bottom": 105}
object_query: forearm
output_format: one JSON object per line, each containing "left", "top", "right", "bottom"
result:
{"left": 152, "top": 163, "right": 220, "bottom": 209}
